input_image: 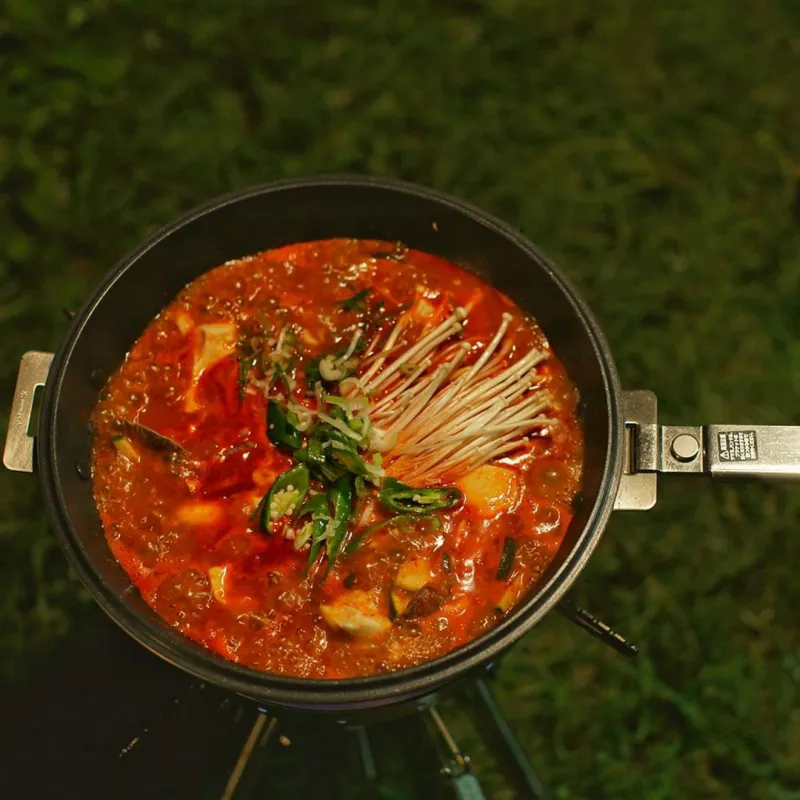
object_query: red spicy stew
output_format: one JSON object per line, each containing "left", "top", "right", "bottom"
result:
{"left": 91, "top": 239, "right": 583, "bottom": 679}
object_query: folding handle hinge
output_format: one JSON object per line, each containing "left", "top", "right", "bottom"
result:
{"left": 615, "top": 390, "right": 659, "bottom": 511}
{"left": 3, "top": 351, "right": 54, "bottom": 473}
{"left": 614, "top": 390, "right": 800, "bottom": 510}
{"left": 615, "top": 391, "right": 706, "bottom": 509}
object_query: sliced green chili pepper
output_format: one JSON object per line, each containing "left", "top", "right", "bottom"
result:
{"left": 496, "top": 536, "right": 517, "bottom": 580}
{"left": 300, "top": 435, "right": 322, "bottom": 466}
{"left": 260, "top": 463, "right": 310, "bottom": 534}
{"left": 344, "top": 513, "right": 440, "bottom": 555}
{"left": 250, "top": 492, "right": 268, "bottom": 523}
{"left": 378, "top": 478, "right": 462, "bottom": 514}
{"left": 267, "top": 399, "right": 302, "bottom": 449}
{"left": 336, "top": 288, "right": 370, "bottom": 311}
{"left": 318, "top": 461, "right": 344, "bottom": 483}
{"left": 297, "top": 492, "right": 328, "bottom": 518}
{"left": 324, "top": 474, "right": 353, "bottom": 575}
{"left": 295, "top": 492, "right": 333, "bottom": 572}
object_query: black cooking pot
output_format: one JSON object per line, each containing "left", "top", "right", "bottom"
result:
{"left": 5, "top": 175, "right": 797, "bottom": 715}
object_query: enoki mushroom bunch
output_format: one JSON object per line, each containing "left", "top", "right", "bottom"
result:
{"left": 344, "top": 308, "right": 554, "bottom": 484}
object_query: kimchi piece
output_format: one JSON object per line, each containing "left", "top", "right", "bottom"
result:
{"left": 91, "top": 239, "right": 584, "bottom": 679}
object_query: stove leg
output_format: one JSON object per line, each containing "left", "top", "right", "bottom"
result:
{"left": 468, "top": 679, "right": 550, "bottom": 800}
{"left": 220, "top": 711, "right": 277, "bottom": 800}
{"left": 352, "top": 725, "right": 378, "bottom": 782}
{"left": 425, "top": 706, "right": 488, "bottom": 800}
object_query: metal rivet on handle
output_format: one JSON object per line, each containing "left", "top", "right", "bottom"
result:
{"left": 670, "top": 433, "right": 700, "bottom": 462}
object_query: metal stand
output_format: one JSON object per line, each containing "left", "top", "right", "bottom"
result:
{"left": 219, "top": 606, "right": 637, "bottom": 799}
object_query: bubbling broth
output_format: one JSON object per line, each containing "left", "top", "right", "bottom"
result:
{"left": 90, "top": 239, "right": 583, "bottom": 679}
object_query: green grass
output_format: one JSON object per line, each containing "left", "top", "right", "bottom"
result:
{"left": 2, "top": 1, "right": 800, "bottom": 797}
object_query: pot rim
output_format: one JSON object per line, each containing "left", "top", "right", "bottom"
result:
{"left": 38, "top": 173, "right": 625, "bottom": 707}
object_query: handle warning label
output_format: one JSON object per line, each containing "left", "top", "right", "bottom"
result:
{"left": 717, "top": 430, "right": 758, "bottom": 462}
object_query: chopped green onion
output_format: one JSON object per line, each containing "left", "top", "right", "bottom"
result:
{"left": 370, "top": 245, "right": 408, "bottom": 262}
{"left": 331, "top": 448, "right": 377, "bottom": 480}
{"left": 237, "top": 355, "right": 250, "bottom": 404}
{"left": 305, "top": 357, "right": 323, "bottom": 389}
{"left": 112, "top": 435, "right": 139, "bottom": 462}
{"left": 495, "top": 537, "right": 516, "bottom": 580}
{"left": 294, "top": 522, "right": 314, "bottom": 550}
{"left": 336, "top": 289, "right": 370, "bottom": 311}
{"left": 271, "top": 361, "right": 292, "bottom": 395}
{"left": 368, "top": 302, "right": 412, "bottom": 328}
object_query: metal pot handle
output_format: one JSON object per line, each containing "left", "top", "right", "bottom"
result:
{"left": 3, "top": 351, "right": 54, "bottom": 473}
{"left": 616, "top": 390, "right": 800, "bottom": 510}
